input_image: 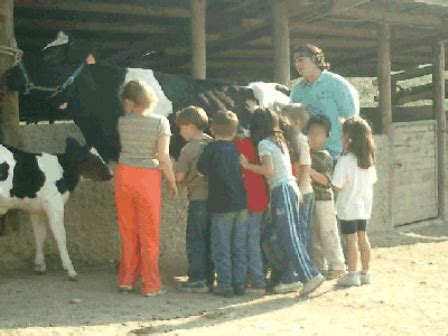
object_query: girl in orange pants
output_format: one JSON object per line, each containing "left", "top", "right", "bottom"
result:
{"left": 114, "top": 164, "right": 162, "bottom": 294}
{"left": 115, "top": 80, "right": 177, "bottom": 296}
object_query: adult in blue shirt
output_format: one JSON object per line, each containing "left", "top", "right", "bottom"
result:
{"left": 290, "top": 44, "right": 359, "bottom": 159}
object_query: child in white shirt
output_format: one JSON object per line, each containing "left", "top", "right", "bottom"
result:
{"left": 332, "top": 117, "right": 377, "bottom": 287}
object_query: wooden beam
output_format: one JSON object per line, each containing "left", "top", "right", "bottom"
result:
{"left": 377, "top": 22, "right": 394, "bottom": 228}
{"left": 191, "top": 0, "right": 206, "bottom": 79}
{"left": 273, "top": 0, "right": 290, "bottom": 84}
{"left": 336, "top": 7, "right": 444, "bottom": 28}
{"left": 289, "top": 21, "right": 377, "bottom": 39}
{"left": 392, "top": 80, "right": 448, "bottom": 105}
{"left": 378, "top": 23, "right": 393, "bottom": 134}
{"left": 412, "top": 0, "right": 448, "bottom": 7}
{"left": 433, "top": 41, "right": 446, "bottom": 219}
{"left": 14, "top": 0, "right": 191, "bottom": 18}
{"left": 14, "top": 18, "right": 171, "bottom": 35}
{"left": 250, "top": 36, "right": 378, "bottom": 49}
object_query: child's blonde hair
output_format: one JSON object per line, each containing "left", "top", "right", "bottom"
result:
{"left": 281, "top": 103, "right": 309, "bottom": 124}
{"left": 342, "top": 116, "right": 375, "bottom": 169}
{"left": 118, "top": 80, "right": 158, "bottom": 114}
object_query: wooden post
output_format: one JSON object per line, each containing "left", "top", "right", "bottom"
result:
{"left": 191, "top": 0, "right": 206, "bottom": 79}
{"left": 433, "top": 41, "right": 446, "bottom": 220}
{"left": 377, "top": 23, "right": 394, "bottom": 227}
{"left": 0, "top": 0, "right": 24, "bottom": 234}
{"left": 0, "top": 0, "right": 21, "bottom": 148}
{"left": 378, "top": 23, "right": 392, "bottom": 135}
{"left": 272, "top": 0, "right": 290, "bottom": 84}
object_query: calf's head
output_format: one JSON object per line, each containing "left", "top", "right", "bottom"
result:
{"left": 64, "top": 137, "right": 113, "bottom": 181}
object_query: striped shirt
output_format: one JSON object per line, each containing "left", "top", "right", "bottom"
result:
{"left": 118, "top": 113, "right": 172, "bottom": 169}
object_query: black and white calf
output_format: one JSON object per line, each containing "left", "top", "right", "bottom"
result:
{"left": 0, "top": 138, "right": 112, "bottom": 279}
{"left": 4, "top": 31, "right": 291, "bottom": 162}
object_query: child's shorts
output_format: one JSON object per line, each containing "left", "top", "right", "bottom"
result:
{"left": 340, "top": 220, "right": 367, "bottom": 235}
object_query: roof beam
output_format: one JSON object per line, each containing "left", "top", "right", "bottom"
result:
{"left": 15, "top": 18, "right": 168, "bottom": 34}
{"left": 334, "top": 7, "right": 444, "bottom": 28}
{"left": 14, "top": 0, "right": 191, "bottom": 18}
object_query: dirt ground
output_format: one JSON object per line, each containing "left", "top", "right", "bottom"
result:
{"left": 0, "top": 222, "right": 447, "bottom": 336}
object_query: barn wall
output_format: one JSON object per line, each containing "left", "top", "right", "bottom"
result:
{"left": 392, "top": 121, "right": 438, "bottom": 226}
{"left": 0, "top": 124, "right": 391, "bottom": 273}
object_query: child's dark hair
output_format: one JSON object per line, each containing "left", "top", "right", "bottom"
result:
{"left": 176, "top": 105, "right": 209, "bottom": 131}
{"left": 292, "top": 43, "right": 330, "bottom": 70}
{"left": 210, "top": 110, "right": 239, "bottom": 138}
{"left": 342, "top": 117, "right": 375, "bottom": 169}
{"left": 306, "top": 114, "right": 331, "bottom": 137}
{"left": 250, "top": 108, "right": 299, "bottom": 161}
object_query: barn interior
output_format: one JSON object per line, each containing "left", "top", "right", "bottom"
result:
{"left": 0, "top": 0, "right": 446, "bottom": 270}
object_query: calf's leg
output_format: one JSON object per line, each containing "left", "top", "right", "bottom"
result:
{"left": 30, "top": 214, "right": 47, "bottom": 273}
{"left": 45, "top": 204, "right": 78, "bottom": 280}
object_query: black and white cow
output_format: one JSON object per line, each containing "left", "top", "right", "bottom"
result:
{"left": 4, "top": 31, "right": 291, "bottom": 162}
{"left": 0, "top": 138, "right": 112, "bottom": 279}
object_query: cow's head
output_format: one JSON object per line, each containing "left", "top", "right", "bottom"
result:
{"left": 4, "top": 31, "right": 91, "bottom": 97}
{"left": 64, "top": 137, "right": 112, "bottom": 181}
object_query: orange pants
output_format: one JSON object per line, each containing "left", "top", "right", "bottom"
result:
{"left": 114, "top": 164, "right": 162, "bottom": 293}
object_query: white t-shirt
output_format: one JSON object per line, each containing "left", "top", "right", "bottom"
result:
{"left": 332, "top": 153, "right": 377, "bottom": 220}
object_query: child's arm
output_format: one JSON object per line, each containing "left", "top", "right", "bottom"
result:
{"left": 310, "top": 168, "right": 330, "bottom": 187}
{"left": 298, "top": 164, "right": 311, "bottom": 186}
{"left": 240, "top": 154, "right": 273, "bottom": 177}
{"left": 332, "top": 157, "right": 347, "bottom": 192}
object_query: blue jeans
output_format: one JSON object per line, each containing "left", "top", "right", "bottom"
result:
{"left": 298, "top": 192, "right": 315, "bottom": 256}
{"left": 247, "top": 212, "right": 266, "bottom": 287}
{"left": 211, "top": 210, "right": 248, "bottom": 288}
{"left": 272, "top": 183, "right": 319, "bottom": 283}
{"left": 186, "top": 201, "right": 213, "bottom": 283}
{"left": 280, "top": 192, "right": 315, "bottom": 284}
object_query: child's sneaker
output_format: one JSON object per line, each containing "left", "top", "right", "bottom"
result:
{"left": 326, "top": 270, "right": 346, "bottom": 280}
{"left": 119, "top": 285, "right": 133, "bottom": 293}
{"left": 272, "top": 281, "right": 302, "bottom": 294}
{"left": 336, "top": 272, "right": 361, "bottom": 287}
{"left": 301, "top": 274, "right": 325, "bottom": 296}
{"left": 177, "top": 280, "right": 209, "bottom": 293}
{"left": 233, "top": 284, "right": 246, "bottom": 296}
{"left": 213, "top": 286, "right": 234, "bottom": 298}
{"left": 245, "top": 284, "right": 266, "bottom": 294}
{"left": 143, "top": 287, "right": 168, "bottom": 297}
{"left": 359, "top": 271, "right": 371, "bottom": 285}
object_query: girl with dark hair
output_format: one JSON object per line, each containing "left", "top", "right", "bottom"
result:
{"left": 333, "top": 117, "right": 377, "bottom": 287}
{"left": 240, "top": 108, "right": 324, "bottom": 296}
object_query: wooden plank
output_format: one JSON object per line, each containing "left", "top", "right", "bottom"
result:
{"left": 335, "top": 7, "right": 444, "bottom": 28}
{"left": 394, "top": 206, "right": 438, "bottom": 226}
{"left": 14, "top": 0, "right": 191, "bottom": 18}
{"left": 394, "top": 132, "right": 436, "bottom": 146}
{"left": 433, "top": 41, "right": 446, "bottom": 220}
{"left": 394, "top": 169, "right": 437, "bottom": 186}
{"left": 249, "top": 36, "right": 378, "bottom": 49}
{"left": 14, "top": 18, "right": 166, "bottom": 34}
{"left": 394, "top": 147, "right": 436, "bottom": 160}
{"left": 394, "top": 158, "right": 436, "bottom": 171}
